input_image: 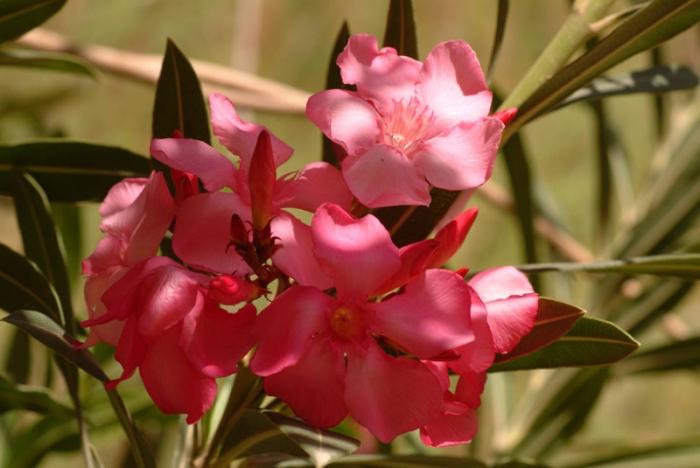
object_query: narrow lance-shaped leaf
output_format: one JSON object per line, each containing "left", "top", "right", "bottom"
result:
{"left": 0, "top": 0, "right": 66, "bottom": 44}
{"left": 617, "top": 335, "right": 700, "bottom": 375}
{"left": 486, "top": 0, "right": 510, "bottom": 80}
{"left": 328, "top": 454, "right": 488, "bottom": 467}
{"left": 564, "top": 437, "right": 700, "bottom": 468}
{"left": 5, "top": 328, "right": 31, "bottom": 383}
{"left": 0, "top": 141, "right": 150, "bottom": 202}
{"left": 0, "top": 49, "right": 96, "bottom": 77}
{"left": 382, "top": 0, "right": 418, "bottom": 58}
{"left": 489, "top": 317, "right": 638, "bottom": 372}
{"left": 322, "top": 21, "right": 351, "bottom": 167}
{"left": 0, "top": 374, "right": 74, "bottom": 416}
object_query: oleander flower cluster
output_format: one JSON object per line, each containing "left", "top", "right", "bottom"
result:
{"left": 81, "top": 33, "right": 538, "bottom": 445}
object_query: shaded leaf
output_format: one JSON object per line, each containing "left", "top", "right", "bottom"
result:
{"left": 322, "top": 21, "right": 351, "bottom": 167}
{"left": 486, "top": 0, "right": 510, "bottom": 80}
{"left": 0, "top": 374, "right": 73, "bottom": 416}
{"left": 5, "top": 328, "right": 31, "bottom": 383}
{"left": 382, "top": 0, "right": 418, "bottom": 58}
{"left": 489, "top": 318, "right": 638, "bottom": 372}
{"left": 4, "top": 415, "right": 80, "bottom": 468}
{"left": 0, "top": 0, "right": 65, "bottom": 44}
{"left": 105, "top": 389, "right": 157, "bottom": 468}
{"left": 2, "top": 309, "right": 107, "bottom": 381}
{"left": 0, "top": 49, "right": 95, "bottom": 77}
{"left": 0, "top": 140, "right": 150, "bottom": 201}
{"left": 494, "top": 298, "right": 584, "bottom": 364}
{"left": 328, "top": 454, "right": 487, "bottom": 467}
{"left": 564, "top": 437, "right": 700, "bottom": 467}
{"left": 617, "top": 335, "right": 700, "bottom": 374}
{"left": 51, "top": 202, "right": 83, "bottom": 285}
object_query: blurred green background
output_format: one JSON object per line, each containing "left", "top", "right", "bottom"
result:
{"left": 1, "top": 1, "right": 699, "bottom": 466}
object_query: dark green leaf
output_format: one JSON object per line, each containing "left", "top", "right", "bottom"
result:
{"left": 382, "top": 0, "right": 418, "bottom": 58}
{"left": 105, "top": 389, "right": 157, "bottom": 468}
{"left": 2, "top": 309, "right": 107, "bottom": 381}
{"left": 489, "top": 317, "right": 638, "bottom": 372}
{"left": 0, "top": 374, "right": 73, "bottom": 416}
{"left": 322, "top": 21, "right": 351, "bottom": 167}
{"left": 494, "top": 298, "right": 584, "bottom": 364}
{"left": 617, "top": 335, "right": 700, "bottom": 374}
{"left": 152, "top": 38, "right": 210, "bottom": 143}
{"left": 11, "top": 172, "right": 74, "bottom": 332}
{"left": 0, "top": 49, "right": 95, "bottom": 77}
{"left": 0, "top": 242, "right": 61, "bottom": 320}
{"left": 4, "top": 415, "right": 80, "bottom": 468}
{"left": 486, "top": 0, "right": 510, "bottom": 80}
{"left": 553, "top": 65, "right": 698, "bottom": 109}
{"left": 564, "top": 437, "right": 700, "bottom": 467}
{"left": 51, "top": 202, "right": 83, "bottom": 285}
{"left": 0, "top": 0, "right": 65, "bottom": 44}
{"left": 5, "top": 328, "right": 31, "bottom": 383}
{"left": 328, "top": 454, "right": 487, "bottom": 467}
{"left": 0, "top": 140, "right": 149, "bottom": 201}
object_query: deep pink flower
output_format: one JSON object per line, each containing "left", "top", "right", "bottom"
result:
{"left": 306, "top": 34, "right": 504, "bottom": 208}
{"left": 250, "top": 203, "right": 475, "bottom": 442}
{"left": 82, "top": 256, "right": 256, "bottom": 423}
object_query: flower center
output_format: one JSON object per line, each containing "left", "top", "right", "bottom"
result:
{"left": 381, "top": 97, "right": 438, "bottom": 154}
{"left": 329, "top": 305, "right": 366, "bottom": 342}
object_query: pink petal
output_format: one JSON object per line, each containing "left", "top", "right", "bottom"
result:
{"left": 449, "top": 288, "right": 495, "bottom": 374}
{"left": 338, "top": 34, "right": 421, "bottom": 113}
{"left": 420, "top": 404, "right": 478, "bottom": 447}
{"left": 250, "top": 286, "right": 333, "bottom": 376}
{"left": 374, "top": 239, "right": 439, "bottom": 295}
{"left": 428, "top": 208, "right": 478, "bottom": 268}
{"left": 110, "top": 316, "right": 147, "bottom": 387}
{"left": 263, "top": 337, "right": 347, "bottom": 428}
{"left": 172, "top": 192, "right": 251, "bottom": 275}
{"left": 180, "top": 302, "right": 256, "bottom": 378}
{"left": 84, "top": 269, "right": 127, "bottom": 346}
{"left": 277, "top": 162, "right": 354, "bottom": 213}
{"left": 371, "top": 269, "right": 473, "bottom": 359}
{"left": 270, "top": 213, "right": 333, "bottom": 290}
{"left": 417, "top": 40, "right": 492, "bottom": 127}
{"left": 306, "top": 89, "right": 380, "bottom": 156}
{"left": 455, "top": 371, "right": 487, "bottom": 409}
{"left": 150, "top": 138, "right": 236, "bottom": 192}
{"left": 341, "top": 144, "right": 430, "bottom": 208}
{"left": 209, "top": 93, "right": 293, "bottom": 172}
{"left": 139, "top": 326, "right": 217, "bottom": 424}
{"left": 83, "top": 235, "right": 123, "bottom": 276}
{"left": 345, "top": 341, "right": 443, "bottom": 443}
{"left": 99, "top": 177, "right": 148, "bottom": 221}
{"left": 469, "top": 267, "right": 539, "bottom": 354}
{"left": 413, "top": 118, "right": 503, "bottom": 191}
{"left": 311, "top": 203, "right": 400, "bottom": 301}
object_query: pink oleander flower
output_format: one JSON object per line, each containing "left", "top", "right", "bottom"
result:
{"left": 307, "top": 34, "right": 506, "bottom": 208}
{"left": 149, "top": 93, "right": 353, "bottom": 276}
{"left": 250, "top": 203, "right": 476, "bottom": 443}
{"left": 82, "top": 256, "right": 256, "bottom": 423}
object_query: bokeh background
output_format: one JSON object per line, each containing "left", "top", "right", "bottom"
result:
{"left": 1, "top": 1, "right": 699, "bottom": 466}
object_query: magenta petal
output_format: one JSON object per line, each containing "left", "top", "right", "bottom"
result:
{"left": 342, "top": 144, "right": 430, "bottom": 208}
{"left": 375, "top": 239, "right": 439, "bottom": 295}
{"left": 112, "top": 316, "right": 147, "bottom": 386}
{"left": 180, "top": 302, "right": 256, "bottom": 378}
{"left": 371, "top": 269, "right": 473, "bottom": 359}
{"left": 264, "top": 337, "right": 348, "bottom": 428}
{"left": 469, "top": 267, "right": 538, "bottom": 354}
{"left": 84, "top": 271, "right": 125, "bottom": 346}
{"left": 345, "top": 342, "right": 443, "bottom": 443}
{"left": 209, "top": 93, "right": 293, "bottom": 172}
{"left": 414, "top": 118, "right": 503, "bottom": 192}
{"left": 270, "top": 213, "right": 333, "bottom": 290}
{"left": 279, "top": 162, "right": 354, "bottom": 213}
{"left": 417, "top": 40, "right": 492, "bottom": 126}
{"left": 139, "top": 326, "right": 217, "bottom": 424}
{"left": 429, "top": 208, "right": 478, "bottom": 268}
{"left": 99, "top": 177, "right": 148, "bottom": 221}
{"left": 150, "top": 138, "right": 237, "bottom": 192}
{"left": 420, "top": 405, "right": 478, "bottom": 447}
{"left": 173, "top": 192, "right": 251, "bottom": 275}
{"left": 449, "top": 287, "right": 495, "bottom": 375}
{"left": 455, "top": 371, "right": 487, "bottom": 409}
{"left": 250, "top": 286, "right": 333, "bottom": 376}
{"left": 311, "top": 203, "right": 400, "bottom": 301}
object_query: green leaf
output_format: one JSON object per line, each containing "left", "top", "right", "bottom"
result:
{"left": 494, "top": 298, "right": 584, "bottom": 364}
{"left": 489, "top": 317, "right": 638, "bottom": 372}
{"left": 1, "top": 310, "right": 107, "bottom": 382}
{"left": 504, "top": 0, "right": 700, "bottom": 139}
{"left": 105, "top": 389, "right": 157, "bottom": 468}
{"left": 51, "top": 203, "right": 83, "bottom": 285}
{"left": 0, "top": 243, "right": 61, "bottom": 320}
{"left": 382, "top": 0, "right": 418, "bottom": 58}
{"left": 0, "top": 374, "right": 73, "bottom": 416}
{"left": 486, "top": 0, "right": 510, "bottom": 79}
{"left": 553, "top": 65, "right": 699, "bottom": 109}
{"left": 0, "top": 140, "right": 150, "bottom": 201}
{"left": 617, "top": 335, "right": 700, "bottom": 374}
{"left": 5, "top": 328, "right": 31, "bottom": 383}
{"left": 0, "top": 0, "right": 65, "bottom": 44}
{"left": 4, "top": 415, "right": 80, "bottom": 468}
{"left": 11, "top": 172, "right": 74, "bottom": 332}
{"left": 152, "top": 38, "right": 210, "bottom": 143}
{"left": 328, "top": 454, "right": 487, "bottom": 467}
{"left": 265, "top": 412, "right": 359, "bottom": 466}
{"left": 564, "top": 437, "right": 700, "bottom": 467}
{"left": 0, "top": 49, "right": 95, "bottom": 77}
{"left": 322, "top": 21, "right": 351, "bottom": 167}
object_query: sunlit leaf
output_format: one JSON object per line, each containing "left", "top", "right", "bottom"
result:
{"left": 0, "top": 49, "right": 95, "bottom": 77}
{"left": 0, "top": 0, "right": 65, "bottom": 44}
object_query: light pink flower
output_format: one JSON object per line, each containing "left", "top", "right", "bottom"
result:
{"left": 250, "top": 203, "right": 475, "bottom": 442}
{"left": 82, "top": 256, "right": 256, "bottom": 423}
{"left": 306, "top": 34, "right": 504, "bottom": 208}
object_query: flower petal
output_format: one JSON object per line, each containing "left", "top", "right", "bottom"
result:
{"left": 449, "top": 287, "right": 495, "bottom": 374}
{"left": 417, "top": 40, "right": 491, "bottom": 126}
{"left": 428, "top": 208, "right": 478, "bottom": 268}
{"left": 469, "top": 267, "right": 538, "bottom": 354}
{"left": 150, "top": 138, "right": 237, "bottom": 192}
{"left": 374, "top": 239, "right": 439, "bottom": 295}
{"left": 263, "top": 337, "right": 348, "bottom": 428}
{"left": 173, "top": 192, "right": 251, "bottom": 275}
{"left": 345, "top": 342, "right": 443, "bottom": 443}
{"left": 250, "top": 286, "right": 333, "bottom": 376}
{"left": 271, "top": 213, "right": 333, "bottom": 290}
{"left": 110, "top": 315, "right": 147, "bottom": 388}
{"left": 99, "top": 177, "right": 148, "bottom": 221}
{"left": 180, "top": 302, "right": 256, "bottom": 378}
{"left": 209, "top": 93, "right": 293, "bottom": 172}
{"left": 455, "top": 371, "right": 487, "bottom": 409}
{"left": 139, "top": 326, "right": 217, "bottom": 424}
{"left": 277, "top": 162, "right": 354, "bottom": 213}
{"left": 413, "top": 118, "right": 503, "bottom": 192}
{"left": 420, "top": 406, "right": 478, "bottom": 447}
{"left": 341, "top": 144, "right": 430, "bottom": 208}
{"left": 371, "top": 269, "right": 473, "bottom": 359}
{"left": 311, "top": 203, "right": 400, "bottom": 301}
